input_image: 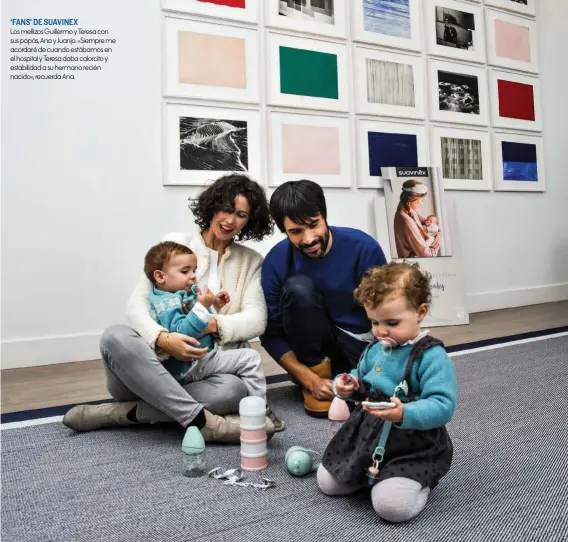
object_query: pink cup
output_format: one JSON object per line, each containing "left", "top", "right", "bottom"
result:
{"left": 241, "top": 454, "right": 268, "bottom": 472}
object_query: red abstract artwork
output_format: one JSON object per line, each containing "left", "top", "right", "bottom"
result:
{"left": 197, "top": 0, "right": 246, "bottom": 7}
{"left": 497, "top": 80, "right": 535, "bottom": 121}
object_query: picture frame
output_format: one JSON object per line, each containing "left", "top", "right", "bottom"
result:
{"left": 266, "top": 0, "right": 348, "bottom": 39}
{"left": 351, "top": 0, "right": 423, "bottom": 53}
{"left": 161, "top": 0, "right": 260, "bottom": 24}
{"left": 492, "top": 132, "right": 545, "bottom": 192}
{"left": 268, "top": 111, "right": 352, "bottom": 188}
{"left": 354, "top": 46, "right": 426, "bottom": 120}
{"left": 163, "top": 101, "right": 261, "bottom": 186}
{"left": 489, "top": 69, "right": 542, "bottom": 131}
{"left": 356, "top": 119, "right": 429, "bottom": 188}
{"left": 267, "top": 33, "right": 349, "bottom": 112}
{"left": 163, "top": 16, "right": 260, "bottom": 103}
{"left": 426, "top": 0, "right": 486, "bottom": 64}
{"left": 428, "top": 59, "right": 489, "bottom": 127}
{"left": 485, "top": 0, "right": 536, "bottom": 18}
{"left": 485, "top": 9, "right": 539, "bottom": 74}
{"left": 430, "top": 125, "right": 492, "bottom": 191}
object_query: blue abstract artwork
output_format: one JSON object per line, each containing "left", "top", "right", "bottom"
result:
{"left": 363, "top": 0, "right": 411, "bottom": 39}
{"left": 502, "top": 141, "right": 538, "bottom": 182}
{"left": 368, "top": 131, "right": 418, "bottom": 176}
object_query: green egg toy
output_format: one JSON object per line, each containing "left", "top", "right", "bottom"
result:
{"left": 285, "top": 446, "right": 321, "bottom": 477}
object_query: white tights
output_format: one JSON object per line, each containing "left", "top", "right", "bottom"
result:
{"left": 316, "top": 465, "right": 431, "bottom": 523}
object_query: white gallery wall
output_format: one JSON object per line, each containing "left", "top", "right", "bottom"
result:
{"left": 1, "top": 0, "right": 567, "bottom": 368}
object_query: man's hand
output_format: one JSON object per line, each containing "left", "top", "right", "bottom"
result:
{"left": 363, "top": 397, "right": 404, "bottom": 424}
{"left": 157, "top": 332, "right": 208, "bottom": 361}
{"left": 197, "top": 287, "right": 215, "bottom": 309}
{"left": 308, "top": 376, "right": 334, "bottom": 401}
{"left": 213, "top": 290, "right": 230, "bottom": 311}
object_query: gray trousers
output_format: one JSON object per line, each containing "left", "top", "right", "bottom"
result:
{"left": 100, "top": 324, "right": 257, "bottom": 428}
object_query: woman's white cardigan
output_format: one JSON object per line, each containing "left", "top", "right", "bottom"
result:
{"left": 125, "top": 232, "right": 267, "bottom": 355}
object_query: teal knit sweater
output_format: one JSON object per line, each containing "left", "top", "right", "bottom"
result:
{"left": 338, "top": 341, "right": 457, "bottom": 431}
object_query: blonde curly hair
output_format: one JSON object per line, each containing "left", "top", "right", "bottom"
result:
{"left": 354, "top": 261, "right": 432, "bottom": 310}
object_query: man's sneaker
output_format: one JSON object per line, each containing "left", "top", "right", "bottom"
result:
{"left": 266, "top": 405, "right": 286, "bottom": 432}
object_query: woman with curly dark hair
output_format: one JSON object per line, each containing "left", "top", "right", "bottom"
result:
{"left": 63, "top": 174, "right": 284, "bottom": 442}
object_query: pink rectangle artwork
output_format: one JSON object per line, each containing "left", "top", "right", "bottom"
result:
{"left": 178, "top": 31, "right": 247, "bottom": 89}
{"left": 495, "top": 20, "right": 531, "bottom": 63}
{"left": 282, "top": 124, "right": 341, "bottom": 175}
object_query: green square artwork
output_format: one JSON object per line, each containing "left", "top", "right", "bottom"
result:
{"left": 279, "top": 46, "right": 339, "bottom": 100}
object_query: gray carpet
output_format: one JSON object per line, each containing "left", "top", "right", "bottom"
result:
{"left": 2, "top": 336, "right": 568, "bottom": 542}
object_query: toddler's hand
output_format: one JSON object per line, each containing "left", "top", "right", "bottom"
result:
{"left": 335, "top": 373, "right": 359, "bottom": 398}
{"left": 213, "top": 290, "right": 230, "bottom": 311}
{"left": 197, "top": 286, "right": 216, "bottom": 308}
{"left": 364, "top": 396, "right": 404, "bottom": 424}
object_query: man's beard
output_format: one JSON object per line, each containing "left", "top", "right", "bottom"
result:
{"left": 299, "top": 228, "right": 330, "bottom": 258}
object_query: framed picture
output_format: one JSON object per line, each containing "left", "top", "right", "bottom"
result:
{"left": 431, "top": 125, "right": 491, "bottom": 191}
{"left": 492, "top": 132, "right": 545, "bottom": 192}
{"left": 267, "top": 33, "right": 349, "bottom": 111}
{"left": 163, "top": 102, "right": 261, "bottom": 186}
{"left": 161, "top": 0, "right": 260, "bottom": 24}
{"left": 426, "top": 0, "right": 486, "bottom": 64}
{"left": 268, "top": 111, "right": 352, "bottom": 188}
{"left": 485, "top": 0, "right": 536, "bottom": 18}
{"left": 266, "top": 0, "right": 348, "bottom": 39}
{"left": 428, "top": 59, "right": 489, "bottom": 126}
{"left": 356, "top": 120, "right": 429, "bottom": 188}
{"left": 486, "top": 9, "right": 538, "bottom": 74}
{"left": 354, "top": 47, "right": 426, "bottom": 120}
{"left": 489, "top": 69, "right": 542, "bottom": 131}
{"left": 352, "top": 0, "right": 423, "bottom": 52}
{"left": 163, "top": 16, "right": 259, "bottom": 103}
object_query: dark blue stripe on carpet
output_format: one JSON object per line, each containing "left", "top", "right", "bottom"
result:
{"left": 3, "top": 326, "right": 566, "bottom": 423}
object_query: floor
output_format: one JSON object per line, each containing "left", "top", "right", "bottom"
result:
{"left": 2, "top": 300, "right": 567, "bottom": 413}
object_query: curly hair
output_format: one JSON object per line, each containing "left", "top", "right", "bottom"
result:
{"left": 189, "top": 174, "right": 273, "bottom": 242}
{"left": 144, "top": 241, "right": 193, "bottom": 285}
{"left": 354, "top": 261, "right": 432, "bottom": 310}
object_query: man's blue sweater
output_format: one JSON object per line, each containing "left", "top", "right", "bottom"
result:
{"left": 260, "top": 226, "right": 387, "bottom": 362}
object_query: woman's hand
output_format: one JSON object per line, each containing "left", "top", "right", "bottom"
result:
{"left": 363, "top": 397, "right": 404, "bottom": 424}
{"left": 157, "top": 332, "right": 208, "bottom": 361}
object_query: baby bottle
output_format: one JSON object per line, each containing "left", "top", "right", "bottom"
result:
{"left": 328, "top": 397, "right": 350, "bottom": 438}
{"left": 182, "top": 426, "right": 206, "bottom": 477}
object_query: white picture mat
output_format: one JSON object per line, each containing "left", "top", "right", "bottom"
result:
{"left": 492, "top": 132, "right": 546, "bottom": 192}
{"left": 163, "top": 16, "right": 260, "bottom": 103}
{"left": 485, "top": 0, "right": 536, "bottom": 17}
{"left": 373, "top": 193, "right": 470, "bottom": 327}
{"left": 431, "top": 125, "right": 492, "bottom": 191}
{"left": 489, "top": 69, "right": 542, "bottom": 131}
{"left": 163, "top": 102, "right": 261, "bottom": 186}
{"left": 266, "top": 33, "right": 349, "bottom": 111}
{"left": 428, "top": 59, "right": 489, "bottom": 126}
{"left": 352, "top": 0, "right": 423, "bottom": 52}
{"left": 485, "top": 9, "right": 539, "bottom": 74}
{"left": 356, "top": 120, "right": 429, "bottom": 189}
{"left": 161, "top": 0, "right": 260, "bottom": 23}
{"left": 426, "top": 0, "right": 486, "bottom": 64}
{"left": 266, "top": 0, "right": 348, "bottom": 39}
{"left": 354, "top": 47, "right": 426, "bottom": 120}
{"left": 268, "top": 111, "right": 352, "bottom": 188}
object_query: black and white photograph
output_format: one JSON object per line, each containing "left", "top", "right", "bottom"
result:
{"left": 366, "top": 58, "right": 415, "bottom": 107}
{"left": 179, "top": 117, "right": 248, "bottom": 172}
{"left": 435, "top": 6, "right": 475, "bottom": 50}
{"left": 512, "top": 0, "right": 528, "bottom": 5}
{"left": 438, "top": 70, "right": 480, "bottom": 115}
{"left": 279, "top": 0, "right": 334, "bottom": 24}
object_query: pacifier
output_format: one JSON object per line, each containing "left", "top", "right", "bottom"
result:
{"left": 285, "top": 446, "right": 321, "bottom": 477}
